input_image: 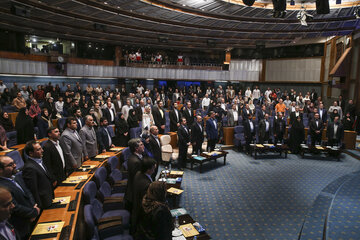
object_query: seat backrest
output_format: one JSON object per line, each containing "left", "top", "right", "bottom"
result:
{"left": 108, "top": 156, "right": 119, "bottom": 171}
{"left": 83, "top": 181, "right": 98, "bottom": 204}
{"left": 122, "top": 148, "right": 131, "bottom": 163}
{"left": 84, "top": 204, "right": 96, "bottom": 239}
{"left": 40, "top": 140, "right": 48, "bottom": 148}
{"left": 107, "top": 125, "right": 115, "bottom": 138}
{"left": 160, "top": 135, "right": 171, "bottom": 145}
{"left": 94, "top": 167, "right": 107, "bottom": 188}
{"left": 58, "top": 118, "right": 67, "bottom": 131}
{"left": 6, "top": 150, "right": 24, "bottom": 170}
{"left": 6, "top": 131, "right": 17, "bottom": 147}
{"left": 99, "top": 181, "right": 112, "bottom": 199}
{"left": 91, "top": 199, "right": 104, "bottom": 224}
{"left": 234, "top": 125, "right": 244, "bottom": 134}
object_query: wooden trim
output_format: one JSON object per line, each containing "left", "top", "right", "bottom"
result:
{"left": 265, "top": 56, "right": 323, "bottom": 61}
{"left": 67, "top": 58, "right": 115, "bottom": 66}
{"left": 0, "top": 51, "right": 48, "bottom": 62}
{"left": 329, "top": 47, "right": 351, "bottom": 76}
{"left": 260, "top": 59, "right": 266, "bottom": 82}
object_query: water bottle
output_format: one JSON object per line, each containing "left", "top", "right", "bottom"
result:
{"left": 169, "top": 163, "right": 172, "bottom": 171}
{"left": 174, "top": 216, "right": 179, "bottom": 228}
{"left": 193, "top": 236, "right": 197, "bottom": 240}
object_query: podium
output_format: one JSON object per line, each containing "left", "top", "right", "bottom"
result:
{"left": 223, "top": 127, "right": 234, "bottom": 145}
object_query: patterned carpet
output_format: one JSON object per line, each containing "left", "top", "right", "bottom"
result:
{"left": 173, "top": 150, "right": 360, "bottom": 240}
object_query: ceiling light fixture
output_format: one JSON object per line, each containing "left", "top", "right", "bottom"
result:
{"left": 354, "top": 7, "right": 360, "bottom": 18}
{"left": 297, "top": 6, "right": 313, "bottom": 26}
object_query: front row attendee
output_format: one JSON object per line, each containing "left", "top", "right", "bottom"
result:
{"left": 309, "top": 113, "right": 324, "bottom": 146}
{"left": 79, "top": 115, "right": 98, "bottom": 158}
{"left": 327, "top": 116, "right": 344, "bottom": 147}
{"left": 149, "top": 126, "right": 161, "bottom": 180}
{"left": 0, "top": 186, "right": 18, "bottom": 240}
{"left": 97, "top": 117, "right": 115, "bottom": 153}
{"left": 136, "top": 181, "right": 173, "bottom": 240}
{"left": 258, "top": 113, "right": 271, "bottom": 144}
{"left": 206, "top": 111, "right": 218, "bottom": 152}
{"left": 177, "top": 118, "right": 190, "bottom": 170}
{"left": 131, "top": 157, "right": 156, "bottom": 234}
{"left": 274, "top": 112, "right": 286, "bottom": 145}
{"left": 243, "top": 114, "right": 255, "bottom": 154}
{"left": 124, "top": 138, "right": 145, "bottom": 212}
{"left": 15, "top": 108, "right": 35, "bottom": 145}
{"left": 43, "top": 127, "right": 67, "bottom": 184}
{"left": 0, "top": 156, "right": 40, "bottom": 239}
{"left": 191, "top": 115, "right": 204, "bottom": 155}
{"left": 289, "top": 115, "right": 305, "bottom": 154}
{"left": 60, "top": 117, "right": 87, "bottom": 172}
{"left": 22, "top": 140, "right": 55, "bottom": 210}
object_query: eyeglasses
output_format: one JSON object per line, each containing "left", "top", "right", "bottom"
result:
{"left": 4, "top": 162, "right": 15, "bottom": 168}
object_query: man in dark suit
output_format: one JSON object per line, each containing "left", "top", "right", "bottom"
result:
{"left": 113, "top": 94, "right": 122, "bottom": 114}
{"left": 191, "top": 115, "right": 204, "bottom": 155}
{"left": 148, "top": 126, "right": 162, "bottom": 180}
{"left": 102, "top": 101, "right": 116, "bottom": 124}
{"left": 256, "top": 105, "right": 267, "bottom": 121}
{"left": 134, "top": 99, "right": 145, "bottom": 123}
{"left": 177, "top": 118, "right": 190, "bottom": 170}
{"left": 152, "top": 101, "right": 166, "bottom": 134}
{"left": 206, "top": 111, "right": 218, "bottom": 152}
{"left": 243, "top": 114, "right": 255, "bottom": 154}
{"left": 290, "top": 106, "right": 303, "bottom": 125}
{"left": 0, "top": 187, "right": 19, "bottom": 240}
{"left": 274, "top": 112, "right": 286, "bottom": 145}
{"left": 169, "top": 102, "right": 181, "bottom": 132}
{"left": 310, "top": 89, "right": 318, "bottom": 103}
{"left": 124, "top": 138, "right": 144, "bottom": 212}
{"left": 182, "top": 101, "right": 194, "bottom": 128}
{"left": 309, "top": 113, "right": 324, "bottom": 146}
{"left": 97, "top": 117, "right": 115, "bottom": 153}
{"left": 22, "top": 140, "right": 55, "bottom": 209}
{"left": 337, "top": 95, "right": 345, "bottom": 113}
{"left": 0, "top": 156, "right": 40, "bottom": 239}
{"left": 242, "top": 104, "right": 253, "bottom": 119}
{"left": 43, "top": 127, "right": 67, "bottom": 184}
{"left": 131, "top": 157, "right": 156, "bottom": 234}
{"left": 258, "top": 113, "right": 271, "bottom": 144}
{"left": 191, "top": 93, "right": 200, "bottom": 110}
{"left": 318, "top": 103, "right": 327, "bottom": 123}
{"left": 327, "top": 116, "right": 344, "bottom": 147}
{"left": 74, "top": 109, "right": 84, "bottom": 132}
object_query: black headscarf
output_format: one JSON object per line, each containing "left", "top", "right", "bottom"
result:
{"left": 127, "top": 109, "right": 139, "bottom": 128}
{"left": 15, "top": 108, "right": 34, "bottom": 144}
{"left": 142, "top": 182, "right": 168, "bottom": 214}
{"left": 0, "top": 112, "right": 14, "bottom": 131}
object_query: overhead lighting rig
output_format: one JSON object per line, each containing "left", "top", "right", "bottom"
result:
{"left": 297, "top": 5, "right": 313, "bottom": 26}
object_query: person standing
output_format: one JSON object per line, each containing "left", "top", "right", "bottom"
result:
{"left": 60, "top": 117, "right": 87, "bottom": 171}
{"left": 177, "top": 118, "right": 190, "bottom": 170}
{"left": 309, "top": 113, "right": 324, "bottom": 146}
{"left": 0, "top": 186, "right": 18, "bottom": 240}
{"left": 42, "top": 127, "right": 67, "bottom": 184}
{"left": 169, "top": 102, "right": 181, "bottom": 132}
{"left": 274, "top": 112, "right": 286, "bottom": 145}
{"left": 79, "top": 115, "right": 98, "bottom": 159}
{"left": 97, "top": 118, "right": 115, "bottom": 153}
{"left": 258, "top": 113, "right": 271, "bottom": 144}
{"left": 206, "top": 111, "right": 218, "bottom": 152}
{"left": 182, "top": 101, "right": 194, "bottom": 127}
{"left": 327, "top": 116, "right": 344, "bottom": 147}
{"left": 289, "top": 116, "right": 305, "bottom": 154}
{"left": 191, "top": 115, "right": 204, "bottom": 155}
{"left": 22, "top": 140, "right": 55, "bottom": 209}
{"left": 152, "top": 101, "right": 166, "bottom": 134}
{"left": 0, "top": 156, "right": 40, "bottom": 239}
{"left": 149, "top": 126, "right": 162, "bottom": 180}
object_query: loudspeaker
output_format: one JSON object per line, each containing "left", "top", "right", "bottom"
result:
{"left": 316, "top": 0, "right": 330, "bottom": 14}
{"left": 158, "top": 36, "right": 168, "bottom": 43}
{"left": 11, "top": 5, "right": 30, "bottom": 17}
{"left": 93, "top": 23, "right": 106, "bottom": 31}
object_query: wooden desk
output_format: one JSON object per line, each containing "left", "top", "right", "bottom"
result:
{"left": 223, "top": 127, "right": 234, "bottom": 145}
{"left": 8, "top": 138, "right": 48, "bottom": 157}
{"left": 344, "top": 130, "right": 357, "bottom": 149}
{"left": 168, "top": 132, "right": 178, "bottom": 149}
{"left": 31, "top": 150, "right": 122, "bottom": 240}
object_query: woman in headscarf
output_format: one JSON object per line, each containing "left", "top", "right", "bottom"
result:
{"left": 289, "top": 115, "right": 305, "bottom": 154}
{"left": 0, "top": 124, "right": 8, "bottom": 150}
{"left": 0, "top": 112, "right": 14, "bottom": 132}
{"left": 1, "top": 88, "right": 11, "bottom": 105}
{"left": 136, "top": 181, "right": 173, "bottom": 240}
{"left": 140, "top": 132, "right": 153, "bottom": 158}
{"left": 15, "top": 107, "right": 35, "bottom": 144}
{"left": 37, "top": 108, "right": 53, "bottom": 139}
{"left": 115, "top": 112, "right": 129, "bottom": 147}
{"left": 127, "top": 109, "right": 139, "bottom": 129}
{"left": 43, "top": 97, "right": 57, "bottom": 119}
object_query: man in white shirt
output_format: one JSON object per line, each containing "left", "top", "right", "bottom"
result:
{"left": 264, "top": 87, "right": 272, "bottom": 100}
{"left": 0, "top": 81, "right": 7, "bottom": 94}
{"left": 284, "top": 96, "right": 292, "bottom": 109}
{"left": 202, "top": 94, "right": 210, "bottom": 111}
{"left": 122, "top": 99, "right": 133, "bottom": 121}
{"left": 245, "top": 87, "right": 252, "bottom": 98}
{"left": 55, "top": 97, "right": 64, "bottom": 117}
{"left": 252, "top": 86, "right": 260, "bottom": 100}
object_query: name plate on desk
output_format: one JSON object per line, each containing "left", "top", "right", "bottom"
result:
{"left": 109, "top": 147, "right": 124, "bottom": 151}
{"left": 167, "top": 187, "right": 183, "bottom": 195}
{"left": 62, "top": 175, "right": 88, "bottom": 184}
{"left": 1, "top": 149, "right": 14, "bottom": 153}
{"left": 32, "top": 221, "right": 65, "bottom": 235}
{"left": 170, "top": 171, "right": 184, "bottom": 176}
{"left": 52, "top": 196, "right": 71, "bottom": 205}
{"left": 95, "top": 154, "right": 111, "bottom": 159}
{"left": 171, "top": 208, "right": 188, "bottom": 217}
{"left": 79, "top": 165, "right": 96, "bottom": 170}
{"left": 179, "top": 223, "right": 199, "bottom": 238}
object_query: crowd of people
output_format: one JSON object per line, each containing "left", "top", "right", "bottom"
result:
{"left": 0, "top": 80, "right": 358, "bottom": 239}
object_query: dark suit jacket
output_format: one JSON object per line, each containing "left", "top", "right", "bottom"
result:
{"left": 182, "top": 107, "right": 194, "bottom": 127}
{"left": 191, "top": 98, "right": 200, "bottom": 110}
{"left": 290, "top": 112, "right": 303, "bottom": 125}
{"left": 318, "top": 108, "right": 328, "bottom": 123}
{"left": 22, "top": 159, "right": 54, "bottom": 209}
{"left": 274, "top": 117, "right": 286, "bottom": 136}
{"left": 113, "top": 99, "right": 122, "bottom": 113}
{"left": 191, "top": 122, "right": 204, "bottom": 144}
{"left": 177, "top": 125, "right": 190, "bottom": 147}
{"left": 97, "top": 126, "right": 112, "bottom": 153}
{"left": 327, "top": 122, "right": 344, "bottom": 141}
{"left": 135, "top": 106, "right": 144, "bottom": 122}
{"left": 75, "top": 117, "right": 84, "bottom": 132}
{"left": 124, "top": 154, "right": 143, "bottom": 205}
{"left": 149, "top": 135, "right": 162, "bottom": 163}
{"left": 169, "top": 109, "right": 181, "bottom": 132}
{"left": 131, "top": 172, "right": 152, "bottom": 228}
{"left": 152, "top": 106, "right": 166, "bottom": 130}
{"left": 102, "top": 108, "right": 116, "bottom": 124}
{"left": 206, "top": 118, "right": 218, "bottom": 140}
{"left": 256, "top": 109, "right": 266, "bottom": 121}
{"left": 243, "top": 119, "right": 255, "bottom": 140}
{"left": 258, "top": 119, "right": 271, "bottom": 139}
{"left": 309, "top": 119, "right": 324, "bottom": 137}
{"left": 242, "top": 108, "right": 253, "bottom": 119}
{"left": 42, "top": 140, "right": 67, "bottom": 184}
{"left": 0, "top": 175, "right": 38, "bottom": 239}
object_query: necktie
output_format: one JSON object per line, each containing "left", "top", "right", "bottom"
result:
{"left": 10, "top": 178, "right": 24, "bottom": 194}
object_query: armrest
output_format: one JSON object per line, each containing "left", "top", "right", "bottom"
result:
{"left": 114, "top": 180, "right": 127, "bottom": 185}
{"left": 103, "top": 198, "right": 125, "bottom": 211}
{"left": 104, "top": 197, "right": 124, "bottom": 202}
{"left": 99, "top": 216, "right": 122, "bottom": 224}
{"left": 98, "top": 221, "right": 124, "bottom": 239}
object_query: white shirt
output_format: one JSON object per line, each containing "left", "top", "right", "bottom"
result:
{"left": 252, "top": 89, "right": 260, "bottom": 99}
{"left": 0, "top": 84, "right": 7, "bottom": 93}
{"left": 265, "top": 90, "right": 272, "bottom": 99}
{"left": 55, "top": 101, "right": 64, "bottom": 113}
{"left": 265, "top": 120, "right": 269, "bottom": 132}
{"left": 333, "top": 124, "right": 338, "bottom": 138}
{"left": 202, "top": 97, "right": 210, "bottom": 108}
{"left": 50, "top": 140, "right": 65, "bottom": 168}
{"left": 249, "top": 121, "right": 254, "bottom": 132}
{"left": 104, "top": 127, "right": 112, "bottom": 146}
{"left": 233, "top": 111, "right": 238, "bottom": 122}
{"left": 245, "top": 90, "right": 252, "bottom": 98}
{"left": 108, "top": 108, "right": 114, "bottom": 122}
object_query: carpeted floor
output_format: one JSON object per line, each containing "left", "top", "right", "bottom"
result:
{"left": 174, "top": 151, "right": 360, "bottom": 240}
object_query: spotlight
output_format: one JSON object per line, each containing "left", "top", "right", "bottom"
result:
{"left": 297, "top": 8, "right": 313, "bottom": 26}
{"left": 355, "top": 7, "right": 360, "bottom": 19}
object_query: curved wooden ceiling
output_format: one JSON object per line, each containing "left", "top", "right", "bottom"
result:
{"left": 0, "top": 0, "right": 359, "bottom": 49}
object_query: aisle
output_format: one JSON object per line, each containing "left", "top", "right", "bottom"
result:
{"left": 177, "top": 151, "right": 360, "bottom": 240}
